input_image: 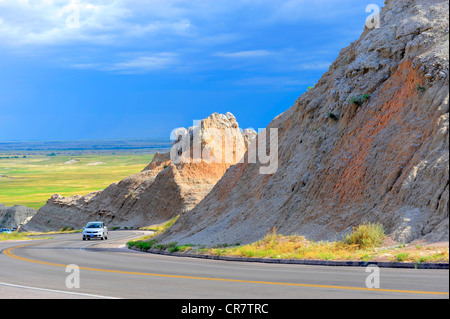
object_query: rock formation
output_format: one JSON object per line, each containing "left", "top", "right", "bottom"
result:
{"left": 159, "top": 0, "right": 449, "bottom": 246}
{"left": 22, "top": 113, "right": 256, "bottom": 232}
{"left": 0, "top": 204, "right": 36, "bottom": 230}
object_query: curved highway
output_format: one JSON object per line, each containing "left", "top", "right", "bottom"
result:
{"left": 0, "top": 231, "right": 448, "bottom": 299}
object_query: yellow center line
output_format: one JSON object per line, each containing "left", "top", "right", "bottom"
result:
{"left": 3, "top": 243, "right": 449, "bottom": 296}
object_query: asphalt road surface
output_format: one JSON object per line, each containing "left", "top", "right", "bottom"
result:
{"left": 0, "top": 231, "right": 448, "bottom": 299}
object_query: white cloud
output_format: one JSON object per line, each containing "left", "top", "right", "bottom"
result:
{"left": 0, "top": 0, "right": 113, "bottom": 45}
{"left": 0, "top": 0, "right": 361, "bottom": 82}
{"left": 215, "top": 50, "right": 273, "bottom": 58}
{"left": 0, "top": 0, "right": 360, "bottom": 48}
{"left": 70, "top": 52, "right": 180, "bottom": 73}
{"left": 0, "top": 0, "right": 195, "bottom": 46}
{"left": 108, "top": 53, "right": 179, "bottom": 73}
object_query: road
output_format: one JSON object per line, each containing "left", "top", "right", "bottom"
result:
{"left": 0, "top": 231, "right": 448, "bottom": 299}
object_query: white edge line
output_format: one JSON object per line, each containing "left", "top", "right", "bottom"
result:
{"left": 0, "top": 282, "right": 120, "bottom": 299}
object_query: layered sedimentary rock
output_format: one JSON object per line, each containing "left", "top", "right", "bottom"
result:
{"left": 0, "top": 204, "right": 36, "bottom": 230}
{"left": 22, "top": 113, "right": 256, "bottom": 232}
{"left": 159, "top": 0, "right": 449, "bottom": 246}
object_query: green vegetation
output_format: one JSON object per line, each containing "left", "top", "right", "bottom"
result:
{"left": 0, "top": 153, "right": 154, "bottom": 209}
{"left": 127, "top": 216, "right": 181, "bottom": 251}
{"left": 128, "top": 239, "right": 193, "bottom": 253}
{"left": 202, "top": 227, "right": 374, "bottom": 261}
{"left": 325, "top": 112, "right": 339, "bottom": 120}
{"left": 198, "top": 225, "right": 448, "bottom": 264}
{"left": 126, "top": 218, "right": 448, "bottom": 264}
{"left": 139, "top": 215, "right": 179, "bottom": 234}
{"left": 127, "top": 215, "right": 195, "bottom": 253}
{"left": 0, "top": 231, "right": 54, "bottom": 241}
{"left": 415, "top": 83, "right": 426, "bottom": 94}
{"left": 127, "top": 239, "right": 157, "bottom": 251}
{"left": 343, "top": 222, "right": 385, "bottom": 249}
{"left": 0, "top": 232, "right": 34, "bottom": 241}
{"left": 349, "top": 94, "right": 371, "bottom": 106}
{"left": 0, "top": 227, "right": 85, "bottom": 241}
{"left": 396, "top": 252, "right": 410, "bottom": 262}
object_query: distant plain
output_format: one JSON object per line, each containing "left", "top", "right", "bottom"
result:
{"left": 0, "top": 139, "right": 169, "bottom": 210}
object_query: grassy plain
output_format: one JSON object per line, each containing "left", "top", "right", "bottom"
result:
{"left": 0, "top": 154, "right": 154, "bottom": 210}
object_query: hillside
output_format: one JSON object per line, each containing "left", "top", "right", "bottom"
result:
{"left": 159, "top": 0, "right": 449, "bottom": 247}
{"left": 0, "top": 203, "right": 36, "bottom": 230}
{"left": 22, "top": 113, "right": 255, "bottom": 232}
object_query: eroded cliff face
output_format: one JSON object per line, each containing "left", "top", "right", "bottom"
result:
{"left": 22, "top": 113, "right": 255, "bottom": 232}
{"left": 160, "top": 0, "right": 449, "bottom": 246}
{"left": 0, "top": 204, "right": 36, "bottom": 229}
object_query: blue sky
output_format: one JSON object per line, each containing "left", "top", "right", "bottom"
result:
{"left": 0, "top": 0, "right": 384, "bottom": 141}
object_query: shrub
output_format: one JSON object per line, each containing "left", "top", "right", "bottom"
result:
{"left": 127, "top": 239, "right": 157, "bottom": 251}
{"left": 415, "top": 83, "right": 426, "bottom": 94}
{"left": 343, "top": 222, "right": 385, "bottom": 249}
{"left": 126, "top": 216, "right": 181, "bottom": 252}
{"left": 263, "top": 227, "right": 279, "bottom": 244}
{"left": 349, "top": 94, "right": 370, "bottom": 106}
{"left": 325, "top": 112, "right": 339, "bottom": 120}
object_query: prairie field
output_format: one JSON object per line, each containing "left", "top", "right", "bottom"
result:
{"left": 0, "top": 154, "right": 154, "bottom": 210}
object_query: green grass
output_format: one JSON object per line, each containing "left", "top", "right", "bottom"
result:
{"left": 127, "top": 216, "right": 178, "bottom": 244}
{"left": 396, "top": 252, "right": 410, "bottom": 262}
{"left": 127, "top": 216, "right": 192, "bottom": 252}
{"left": 139, "top": 215, "right": 179, "bottom": 233}
{"left": 198, "top": 225, "right": 448, "bottom": 264}
{"left": 0, "top": 232, "right": 34, "bottom": 241}
{"left": 0, "top": 154, "right": 154, "bottom": 209}
{"left": 343, "top": 222, "right": 385, "bottom": 249}
{"left": 0, "top": 232, "right": 53, "bottom": 241}
{"left": 128, "top": 239, "right": 158, "bottom": 251}
{"left": 128, "top": 239, "right": 194, "bottom": 253}
{"left": 0, "top": 228, "right": 82, "bottom": 241}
